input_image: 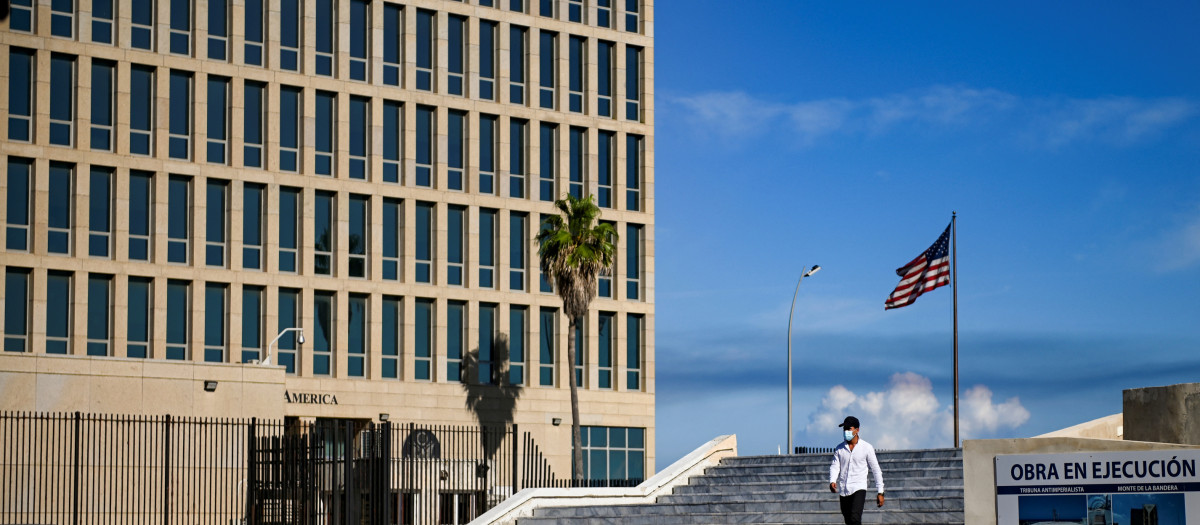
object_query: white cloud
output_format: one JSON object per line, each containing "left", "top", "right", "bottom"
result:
{"left": 666, "top": 86, "right": 1195, "bottom": 149}
{"left": 806, "top": 372, "right": 1030, "bottom": 449}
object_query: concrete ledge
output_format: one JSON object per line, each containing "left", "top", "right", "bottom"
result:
{"left": 468, "top": 434, "right": 738, "bottom": 525}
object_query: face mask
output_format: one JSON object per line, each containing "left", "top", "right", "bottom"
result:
{"left": 844, "top": 430, "right": 855, "bottom": 442}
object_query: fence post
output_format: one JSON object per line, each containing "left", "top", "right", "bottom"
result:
{"left": 163, "top": 414, "right": 171, "bottom": 525}
{"left": 511, "top": 424, "right": 518, "bottom": 493}
{"left": 246, "top": 417, "right": 256, "bottom": 525}
{"left": 72, "top": 411, "right": 81, "bottom": 525}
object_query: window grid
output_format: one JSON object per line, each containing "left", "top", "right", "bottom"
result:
{"left": 129, "top": 65, "right": 155, "bottom": 155}
{"left": 280, "top": 0, "right": 301, "bottom": 71}
{"left": 383, "top": 101, "right": 403, "bottom": 183}
{"left": 244, "top": 81, "right": 265, "bottom": 168}
{"left": 568, "top": 0, "right": 583, "bottom": 23}
{"left": 9, "top": 0, "right": 35, "bottom": 33}
{"left": 382, "top": 198, "right": 402, "bottom": 280}
{"left": 478, "top": 208, "right": 497, "bottom": 288}
{"left": 539, "top": 124, "right": 557, "bottom": 202}
{"left": 569, "top": 36, "right": 585, "bottom": 113}
{"left": 510, "top": 26, "right": 527, "bottom": 104}
{"left": 88, "top": 168, "right": 113, "bottom": 258}
{"left": 128, "top": 171, "right": 153, "bottom": 261}
{"left": 315, "top": 0, "right": 336, "bottom": 76}
{"left": 479, "top": 114, "right": 497, "bottom": 194}
{"left": 624, "top": 0, "right": 639, "bottom": 32}
{"left": 579, "top": 426, "right": 646, "bottom": 481}
{"left": 349, "top": 195, "right": 369, "bottom": 278}
{"left": 131, "top": 0, "right": 154, "bottom": 49}
{"left": 509, "top": 306, "right": 526, "bottom": 385}
{"left": 314, "top": 191, "right": 335, "bottom": 275}
{"left": 4, "top": 269, "right": 30, "bottom": 353}
{"left": 348, "top": 294, "right": 368, "bottom": 377}
{"left": 46, "top": 271, "right": 73, "bottom": 354}
{"left": 165, "top": 279, "right": 188, "bottom": 359}
{"left": 208, "top": 0, "right": 228, "bottom": 60}
{"left": 596, "top": 0, "right": 611, "bottom": 28}
{"left": 479, "top": 21, "right": 497, "bottom": 99}
{"left": 538, "top": 31, "right": 556, "bottom": 109}
{"left": 447, "top": 205, "right": 465, "bottom": 286}
{"left": 90, "top": 60, "right": 115, "bottom": 151}
{"left": 205, "top": 180, "right": 228, "bottom": 267}
{"left": 416, "top": 10, "right": 435, "bottom": 91}
{"left": 8, "top": 48, "right": 34, "bottom": 142}
{"left": 207, "top": 76, "right": 230, "bottom": 164}
{"left": 167, "top": 175, "right": 190, "bottom": 263}
{"left": 415, "top": 202, "right": 434, "bottom": 283}
{"left": 626, "top": 45, "right": 642, "bottom": 121}
{"left": 510, "top": 119, "right": 527, "bottom": 198}
{"left": 446, "top": 300, "right": 465, "bottom": 382}
{"left": 626, "top": 313, "right": 642, "bottom": 389}
{"left": 51, "top": 0, "right": 75, "bottom": 38}
{"left": 47, "top": 163, "right": 74, "bottom": 255}
{"left": 597, "top": 41, "right": 613, "bottom": 117}
{"left": 382, "top": 296, "right": 401, "bottom": 379}
{"left": 626, "top": 134, "right": 642, "bottom": 211}
{"left": 241, "top": 286, "right": 263, "bottom": 362}
{"left": 203, "top": 283, "right": 227, "bottom": 362}
{"left": 168, "top": 70, "right": 192, "bottom": 159}
{"left": 244, "top": 0, "right": 265, "bottom": 65}
{"left": 169, "top": 0, "right": 192, "bottom": 55}
{"left": 598, "top": 130, "right": 614, "bottom": 208}
{"left": 382, "top": 4, "right": 403, "bottom": 86}
{"left": 312, "top": 291, "right": 334, "bottom": 375}
{"left": 127, "top": 277, "right": 152, "bottom": 358}
{"left": 6, "top": 159, "right": 32, "bottom": 252}
{"left": 447, "top": 110, "right": 466, "bottom": 191}
{"left": 569, "top": 127, "right": 586, "bottom": 198}
{"left": 626, "top": 224, "right": 642, "bottom": 300}
{"left": 510, "top": 212, "right": 527, "bottom": 291}
{"left": 279, "top": 86, "right": 301, "bottom": 171}
{"left": 278, "top": 187, "right": 300, "bottom": 273}
{"left": 414, "top": 298, "right": 433, "bottom": 380}
{"left": 349, "top": 0, "right": 370, "bottom": 81}
{"left": 415, "top": 106, "right": 434, "bottom": 187}
{"left": 243, "top": 184, "right": 264, "bottom": 270}
{"left": 315, "top": 91, "right": 336, "bottom": 176}
{"left": 448, "top": 15, "right": 466, "bottom": 95}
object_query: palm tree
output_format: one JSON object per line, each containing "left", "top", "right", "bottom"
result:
{"left": 536, "top": 194, "right": 618, "bottom": 482}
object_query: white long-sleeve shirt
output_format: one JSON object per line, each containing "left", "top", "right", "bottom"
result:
{"left": 828, "top": 439, "right": 884, "bottom": 497}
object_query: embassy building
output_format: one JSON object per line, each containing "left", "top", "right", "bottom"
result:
{"left": 0, "top": 0, "right": 655, "bottom": 482}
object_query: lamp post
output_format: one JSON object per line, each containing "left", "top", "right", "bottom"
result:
{"left": 787, "top": 265, "right": 820, "bottom": 454}
{"left": 262, "top": 327, "right": 305, "bottom": 366}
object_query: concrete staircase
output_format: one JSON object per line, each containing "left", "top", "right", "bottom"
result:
{"left": 516, "top": 448, "right": 964, "bottom": 524}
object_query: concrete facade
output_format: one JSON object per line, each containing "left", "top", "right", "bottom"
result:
{"left": 1124, "top": 383, "right": 1200, "bottom": 445}
{"left": 0, "top": 0, "right": 655, "bottom": 480}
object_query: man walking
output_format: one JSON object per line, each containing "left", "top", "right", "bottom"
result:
{"left": 828, "top": 416, "right": 884, "bottom": 525}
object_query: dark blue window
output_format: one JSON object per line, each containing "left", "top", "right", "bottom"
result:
{"left": 128, "top": 171, "right": 152, "bottom": 260}
{"left": 448, "top": 111, "right": 465, "bottom": 191}
{"left": 510, "top": 212, "right": 527, "bottom": 290}
{"left": 598, "top": 312, "right": 613, "bottom": 388}
{"left": 312, "top": 291, "right": 333, "bottom": 375}
{"left": 167, "top": 176, "right": 189, "bottom": 263}
{"left": 166, "top": 279, "right": 188, "bottom": 360}
{"left": 416, "top": 10, "right": 434, "bottom": 91}
{"left": 243, "top": 183, "right": 264, "bottom": 269}
{"left": 539, "top": 308, "right": 556, "bottom": 386}
{"left": 626, "top": 135, "right": 642, "bottom": 210}
{"left": 204, "top": 283, "right": 225, "bottom": 362}
{"left": 314, "top": 191, "right": 334, "bottom": 275}
{"left": 598, "top": 41, "right": 613, "bottom": 117}
{"left": 448, "top": 16, "right": 466, "bottom": 95}
{"left": 50, "top": 54, "right": 75, "bottom": 147}
{"left": 510, "top": 27, "right": 526, "bottom": 104}
{"left": 241, "top": 286, "right": 262, "bottom": 362}
{"left": 539, "top": 31, "right": 556, "bottom": 109}
{"left": 278, "top": 187, "right": 299, "bottom": 272}
{"left": 207, "top": 76, "right": 229, "bottom": 164}
{"left": 627, "top": 224, "right": 641, "bottom": 299}
{"left": 569, "top": 127, "right": 585, "bottom": 198}
{"left": 480, "top": 114, "right": 497, "bottom": 194}
{"left": 169, "top": 70, "right": 191, "bottom": 159}
{"left": 46, "top": 272, "right": 72, "bottom": 354}
{"left": 350, "top": 0, "right": 369, "bottom": 81}
{"left": 348, "top": 294, "right": 367, "bottom": 377}
{"left": 6, "top": 159, "right": 32, "bottom": 251}
{"left": 540, "top": 214, "right": 553, "bottom": 292}
{"left": 478, "top": 303, "right": 496, "bottom": 384}
{"left": 208, "top": 0, "right": 228, "bottom": 59}
{"left": 350, "top": 96, "right": 368, "bottom": 180}
{"left": 539, "top": 124, "right": 556, "bottom": 201}
{"left": 91, "top": 61, "right": 115, "bottom": 150}
{"left": 479, "top": 21, "right": 496, "bottom": 99}
{"left": 383, "top": 199, "right": 400, "bottom": 280}
{"left": 131, "top": 0, "right": 154, "bottom": 49}
{"left": 627, "top": 314, "right": 641, "bottom": 389}
{"left": 383, "top": 100, "right": 402, "bottom": 183}
{"left": 574, "top": 319, "right": 584, "bottom": 386}
{"left": 569, "top": 36, "right": 584, "bottom": 112}
{"left": 626, "top": 46, "right": 641, "bottom": 121}
{"left": 280, "top": 0, "right": 300, "bottom": 70}
{"left": 415, "top": 202, "right": 433, "bottom": 283}
{"left": 8, "top": 49, "right": 34, "bottom": 142}
{"left": 349, "top": 195, "right": 368, "bottom": 278}
{"left": 568, "top": 0, "right": 582, "bottom": 23}
{"left": 509, "top": 306, "right": 526, "bottom": 385}
{"left": 415, "top": 298, "right": 433, "bottom": 380}
{"left": 279, "top": 86, "right": 300, "bottom": 171}
{"left": 205, "top": 180, "right": 227, "bottom": 266}
{"left": 277, "top": 289, "right": 299, "bottom": 373}
{"left": 170, "top": 0, "right": 191, "bottom": 55}
{"left": 48, "top": 163, "right": 73, "bottom": 254}
{"left": 509, "top": 0, "right": 523, "bottom": 12}
{"left": 4, "top": 270, "right": 29, "bottom": 352}
{"left": 596, "top": 0, "right": 611, "bottom": 28}
{"left": 89, "top": 168, "right": 112, "bottom": 257}
{"left": 510, "top": 119, "right": 527, "bottom": 198}
{"left": 598, "top": 131, "right": 614, "bottom": 208}
{"left": 86, "top": 275, "right": 111, "bottom": 356}
{"left": 447, "top": 206, "right": 464, "bottom": 285}
{"left": 383, "top": 3, "right": 402, "bottom": 86}
{"left": 382, "top": 296, "right": 400, "bottom": 378}
{"left": 244, "top": 0, "right": 264, "bottom": 65}
{"left": 51, "top": 0, "right": 74, "bottom": 38}
{"left": 244, "top": 81, "right": 264, "bottom": 167}
{"left": 539, "top": 0, "right": 553, "bottom": 17}
{"left": 315, "top": 91, "right": 335, "bottom": 176}
{"left": 9, "top": 0, "right": 34, "bottom": 32}
{"left": 130, "top": 66, "right": 154, "bottom": 155}
{"left": 127, "top": 277, "right": 151, "bottom": 358}
{"left": 315, "top": 0, "right": 335, "bottom": 76}
{"left": 416, "top": 106, "right": 433, "bottom": 187}
{"left": 446, "top": 300, "right": 465, "bottom": 381}
{"left": 479, "top": 209, "right": 496, "bottom": 288}
{"left": 625, "top": 0, "right": 639, "bottom": 32}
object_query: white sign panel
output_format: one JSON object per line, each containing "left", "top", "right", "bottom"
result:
{"left": 996, "top": 450, "right": 1200, "bottom": 525}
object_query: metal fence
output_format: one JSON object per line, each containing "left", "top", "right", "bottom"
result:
{"left": 1, "top": 412, "right": 638, "bottom": 525}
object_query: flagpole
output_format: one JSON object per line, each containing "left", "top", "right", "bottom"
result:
{"left": 952, "top": 212, "right": 959, "bottom": 448}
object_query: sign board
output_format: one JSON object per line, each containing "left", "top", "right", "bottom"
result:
{"left": 996, "top": 450, "right": 1200, "bottom": 525}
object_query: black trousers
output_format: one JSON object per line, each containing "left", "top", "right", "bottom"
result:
{"left": 839, "top": 489, "right": 867, "bottom": 525}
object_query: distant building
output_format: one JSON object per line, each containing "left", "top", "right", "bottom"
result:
{"left": 1131, "top": 504, "right": 1158, "bottom": 525}
{"left": 0, "top": 0, "right": 655, "bottom": 482}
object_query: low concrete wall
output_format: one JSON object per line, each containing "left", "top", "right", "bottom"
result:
{"left": 469, "top": 434, "right": 738, "bottom": 525}
{"left": 1036, "top": 413, "right": 1122, "bottom": 440}
{"left": 1124, "top": 383, "right": 1200, "bottom": 444}
{"left": 963, "top": 437, "right": 1200, "bottom": 525}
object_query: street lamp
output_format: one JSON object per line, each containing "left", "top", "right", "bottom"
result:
{"left": 262, "top": 327, "right": 305, "bottom": 367}
{"left": 787, "top": 265, "right": 820, "bottom": 454}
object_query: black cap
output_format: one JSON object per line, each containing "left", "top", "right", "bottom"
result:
{"left": 838, "top": 416, "right": 860, "bottom": 429}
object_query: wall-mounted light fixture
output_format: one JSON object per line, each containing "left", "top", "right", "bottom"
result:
{"left": 379, "top": 413, "right": 390, "bottom": 422}
{"left": 552, "top": 417, "right": 562, "bottom": 426}
{"left": 203, "top": 380, "right": 218, "bottom": 392}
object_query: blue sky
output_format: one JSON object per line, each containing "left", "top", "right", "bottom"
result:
{"left": 651, "top": 1, "right": 1200, "bottom": 465}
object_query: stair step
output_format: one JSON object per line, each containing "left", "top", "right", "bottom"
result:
{"left": 659, "top": 489, "right": 965, "bottom": 503}
{"left": 692, "top": 467, "right": 963, "bottom": 483}
{"left": 532, "top": 497, "right": 962, "bottom": 516}
{"left": 519, "top": 509, "right": 964, "bottom": 525}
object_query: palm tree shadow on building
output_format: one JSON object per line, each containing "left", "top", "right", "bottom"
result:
{"left": 460, "top": 333, "right": 523, "bottom": 461}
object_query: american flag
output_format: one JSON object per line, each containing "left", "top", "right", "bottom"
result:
{"left": 885, "top": 223, "right": 951, "bottom": 310}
